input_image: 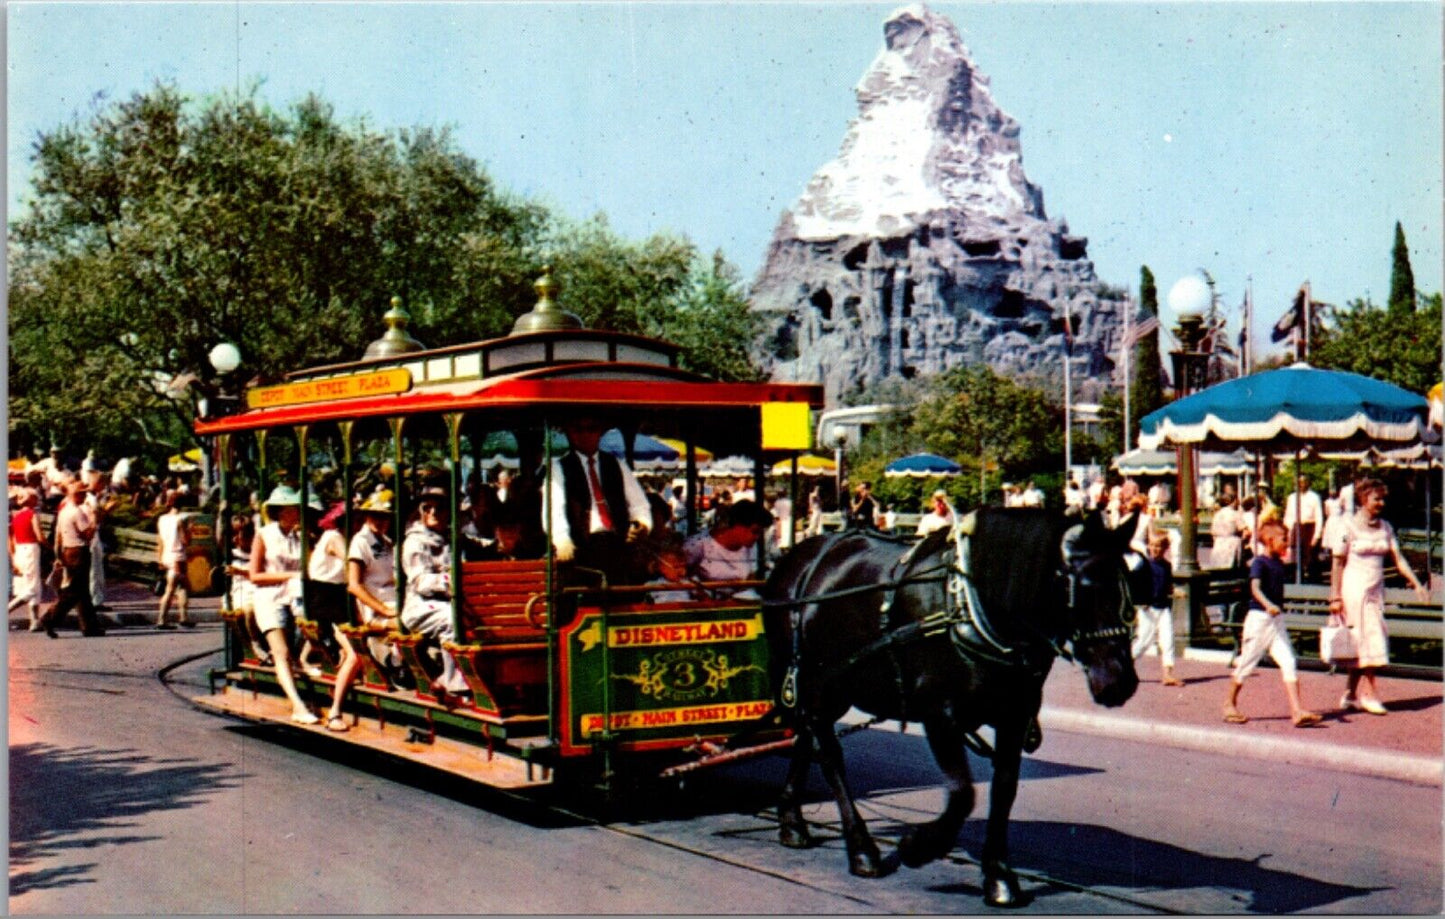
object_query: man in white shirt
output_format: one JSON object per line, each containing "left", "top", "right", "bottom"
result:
{"left": 1282, "top": 474, "right": 1325, "bottom": 577}
{"left": 45, "top": 479, "right": 105, "bottom": 636}
{"left": 547, "top": 417, "right": 652, "bottom": 582}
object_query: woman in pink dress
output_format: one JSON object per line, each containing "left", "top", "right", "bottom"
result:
{"left": 1328, "top": 478, "right": 1429, "bottom": 715}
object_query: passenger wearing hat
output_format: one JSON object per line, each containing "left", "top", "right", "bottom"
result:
{"left": 297, "top": 499, "right": 349, "bottom": 678}
{"left": 400, "top": 485, "right": 470, "bottom": 698}
{"left": 248, "top": 485, "right": 318, "bottom": 723}
{"left": 43, "top": 478, "right": 105, "bottom": 637}
{"left": 916, "top": 489, "right": 957, "bottom": 537}
{"left": 323, "top": 490, "right": 401, "bottom": 731}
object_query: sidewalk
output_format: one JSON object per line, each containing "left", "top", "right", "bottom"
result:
{"left": 19, "top": 579, "right": 1443, "bottom": 786}
{"left": 1041, "top": 650, "right": 1443, "bottom": 786}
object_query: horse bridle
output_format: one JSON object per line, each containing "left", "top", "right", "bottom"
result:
{"left": 947, "top": 515, "right": 1134, "bottom": 668}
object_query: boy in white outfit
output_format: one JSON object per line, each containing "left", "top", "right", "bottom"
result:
{"left": 1131, "top": 530, "right": 1182, "bottom": 686}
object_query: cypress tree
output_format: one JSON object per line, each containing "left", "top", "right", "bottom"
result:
{"left": 1131, "top": 266, "right": 1165, "bottom": 421}
{"left": 1388, "top": 221, "right": 1416, "bottom": 314}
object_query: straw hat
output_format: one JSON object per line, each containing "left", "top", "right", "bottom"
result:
{"left": 357, "top": 489, "right": 394, "bottom": 515}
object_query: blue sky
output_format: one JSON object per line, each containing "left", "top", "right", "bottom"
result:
{"left": 8, "top": 2, "right": 1442, "bottom": 359}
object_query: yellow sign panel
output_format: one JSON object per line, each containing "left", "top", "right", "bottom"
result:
{"left": 577, "top": 614, "right": 764, "bottom": 652}
{"left": 581, "top": 699, "right": 772, "bottom": 737}
{"left": 246, "top": 368, "right": 412, "bottom": 410}
{"left": 761, "top": 401, "right": 812, "bottom": 450}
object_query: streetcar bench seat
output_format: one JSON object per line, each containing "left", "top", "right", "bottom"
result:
{"left": 459, "top": 560, "right": 551, "bottom": 643}
{"left": 336, "top": 621, "right": 399, "bottom": 690}
{"left": 447, "top": 560, "right": 551, "bottom": 715}
{"left": 220, "top": 607, "right": 268, "bottom": 666}
{"left": 295, "top": 617, "right": 341, "bottom": 679}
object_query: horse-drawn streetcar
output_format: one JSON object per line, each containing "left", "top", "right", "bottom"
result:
{"left": 193, "top": 275, "right": 822, "bottom": 791}
{"left": 194, "top": 274, "right": 1145, "bottom": 906}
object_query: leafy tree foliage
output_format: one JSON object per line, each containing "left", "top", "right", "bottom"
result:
{"left": 1312, "top": 293, "right": 1442, "bottom": 394}
{"left": 1388, "top": 220, "right": 1417, "bottom": 315}
{"left": 9, "top": 84, "right": 763, "bottom": 461}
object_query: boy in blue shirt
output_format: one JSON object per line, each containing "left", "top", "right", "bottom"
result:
{"left": 1223, "top": 520, "right": 1321, "bottom": 726}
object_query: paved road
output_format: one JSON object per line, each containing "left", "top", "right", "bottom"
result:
{"left": 9, "top": 626, "right": 1442, "bottom": 914}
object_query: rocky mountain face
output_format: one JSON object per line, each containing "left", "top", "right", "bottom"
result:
{"left": 751, "top": 3, "right": 1125, "bottom": 408}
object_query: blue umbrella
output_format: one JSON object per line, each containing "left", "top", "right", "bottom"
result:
{"left": 885, "top": 452, "right": 963, "bottom": 478}
{"left": 1137, "top": 364, "right": 1430, "bottom": 453}
{"left": 1114, "top": 447, "right": 1253, "bottom": 477}
{"left": 599, "top": 429, "right": 680, "bottom": 468}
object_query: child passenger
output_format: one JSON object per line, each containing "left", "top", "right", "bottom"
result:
{"left": 1223, "top": 519, "right": 1322, "bottom": 727}
{"left": 1131, "top": 530, "right": 1182, "bottom": 687}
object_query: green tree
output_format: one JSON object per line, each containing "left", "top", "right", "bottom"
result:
{"left": 1312, "top": 293, "right": 1442, "bottom": 393}
{"left": 1130, "top": 265, "right": 1165, "bottom": 420}
{"left": 910, "top": 365, "right": 1061, "bottom": 498}
{"left": 9, "top": 84, "right": 766, "bottom": 460}
{"left": 1388, "top": 221, "right": 1417, "bottom": 315}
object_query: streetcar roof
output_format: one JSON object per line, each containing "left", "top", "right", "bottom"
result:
{"left": 195, "top": 326, "right": 821, "bottom": 436}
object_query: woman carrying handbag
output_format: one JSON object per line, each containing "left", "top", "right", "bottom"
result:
{"left": 1328, "top": 478, "right": 1429, "bottom": 715}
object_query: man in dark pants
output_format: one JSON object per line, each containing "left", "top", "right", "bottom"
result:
{"left": 45, "top": 479, "right": 105, "bottom": 637}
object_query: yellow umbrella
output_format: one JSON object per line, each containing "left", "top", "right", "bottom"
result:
{"left": 654, "top": 438, "right": 713, "bottom": 463}
{"left": 771, "top": 454, "right": 837, "bottom": 477}
{"left": 168, "top": 447, "right": 204, "bottom": 472}
{"left": 1428, "top": 382, "right": 1442, "bottom": 431}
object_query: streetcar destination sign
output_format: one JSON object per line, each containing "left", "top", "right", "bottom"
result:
{"left": 246, "top": 368, "right": 412, "bottom": 409}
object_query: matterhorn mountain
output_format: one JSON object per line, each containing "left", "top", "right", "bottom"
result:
{"left": 751, "top": 3, "right": 1125, "bottom": 407}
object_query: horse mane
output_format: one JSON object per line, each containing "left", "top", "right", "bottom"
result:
{"left": 967, "top": 508, "right": 1067, "bottom": 633}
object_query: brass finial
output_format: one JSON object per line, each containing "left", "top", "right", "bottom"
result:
{"left": 511, "top": 266, "right": 584, "bottom": 334}
{"left": 364, "top": 296, "right": 426, "bottom": 359}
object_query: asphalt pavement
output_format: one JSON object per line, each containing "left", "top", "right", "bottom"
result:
{"left": 22, "top": 576, "right": 1443, "bottom": 787}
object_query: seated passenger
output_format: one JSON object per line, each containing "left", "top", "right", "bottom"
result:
{"left": 323, "top": 491, "right": 401, "bottom": 731}
{"left": 400, "top": 485, "right": 470, "bottom": 699}
{"left": 682, "top": 499, "right": 773, "bottom": 599}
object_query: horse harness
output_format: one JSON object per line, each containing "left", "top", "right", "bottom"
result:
{"left": 773, "top": 514, "right": 1064, "bottom": 713}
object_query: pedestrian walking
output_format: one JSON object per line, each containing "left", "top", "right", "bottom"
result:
{"left": 8, "top": 489, "right": 47, "bottom": 630}
{"left": 155, "top": 491, "right": 194, "bottom": 628}
{"left": 1329, "top": 477, "right": 1429, "bottom": 716}
{"left": 44, "top": 479, "right": 105, "bottom": 637}
{"left": 1131, "top": 530, "right": 1182, "bottom": 687}
{"left": 1223, "top": 520, "right": 1321, "bottom": 727}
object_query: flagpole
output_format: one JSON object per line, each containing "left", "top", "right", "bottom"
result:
{"left": 1244, "top": 276, "right": 1253, "bottom": 375}
{"left": 1122, "top": 296, "right": 1132, "bottom": 452}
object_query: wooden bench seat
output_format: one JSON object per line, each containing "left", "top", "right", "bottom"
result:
{"left": 448, "top": 560, "right": 551, "bottom": 716}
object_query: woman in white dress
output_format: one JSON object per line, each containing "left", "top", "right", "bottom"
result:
{"left": 1208, "top": 489, "right": 1246, "bottom": 569}
{"left": 1328, "top": 478, "right": 1429, "bottom": 715}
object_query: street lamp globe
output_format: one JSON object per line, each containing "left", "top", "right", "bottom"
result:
{"left": 1166, "top": 274, "right": 1211, "bottom": 321}
{"left": 208, "top": 342, "right": 242, "bottom": 375}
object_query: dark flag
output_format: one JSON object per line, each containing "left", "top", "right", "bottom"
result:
{"left": 1271, "top": 285, "right": 1306, "bottom": 343}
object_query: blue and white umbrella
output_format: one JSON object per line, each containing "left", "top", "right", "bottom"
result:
{"left": 1113, "top": 447, "right": 1254, "bottom": 477}
{"left": 1137, "top": 364, "right": 1430, "bottom": 453}
{"left": 884, "top": 452, "right": 963, "bottom": 478}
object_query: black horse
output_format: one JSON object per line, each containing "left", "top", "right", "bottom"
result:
{"left": 761, "top": 508, "right": 1143, "bottom": 907}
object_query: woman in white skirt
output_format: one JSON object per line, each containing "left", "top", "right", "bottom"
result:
{"left": 8, "top": 490, "right": 47, "bottom": 629}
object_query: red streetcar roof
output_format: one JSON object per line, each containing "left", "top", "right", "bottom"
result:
{"left": 195, "top": 363, "right": 822, "bottom": 435}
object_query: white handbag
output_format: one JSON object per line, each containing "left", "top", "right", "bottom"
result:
{"left": 1319, "top": 615, "right": 1357, "bottom": 665}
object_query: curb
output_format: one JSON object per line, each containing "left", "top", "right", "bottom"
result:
{"left": 1038, "top": 706, "right": 1444, "bottom": 787}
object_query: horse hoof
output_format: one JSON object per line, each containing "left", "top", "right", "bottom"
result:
{"left": 848, "top": 852, "right": 883, "bottom": 878}
{"left": 983, "top": 873, "right": 1030, "bottom": 909}
{"left": 779, "top": 826, "right": 815, "bottom": 850}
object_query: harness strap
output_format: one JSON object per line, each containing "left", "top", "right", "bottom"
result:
{"left": 780, "top": 531, "right": 853, "bottom": 709}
